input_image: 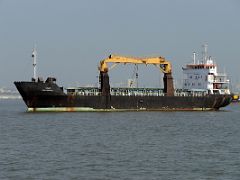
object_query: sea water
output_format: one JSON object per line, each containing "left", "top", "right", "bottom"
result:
{"left": 0, "top": 99, "right": 240, "bottom": 179}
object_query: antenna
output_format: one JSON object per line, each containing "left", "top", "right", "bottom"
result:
{"left": 193, "top": 52, "right": 196, "bottom": 64}
{"left": 32, "top": 45, "right": 37, "bottom": 82}
{"left": 201, "top": 44, "right": 208, "bottom": 63}
{"left": 203, "top": 44, "right": 208, "bottom": 62}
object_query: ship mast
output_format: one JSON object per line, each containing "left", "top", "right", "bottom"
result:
{"left": 32, "top": 46, "right": 37, "bottom": 82}
{"left": 203, "top": 44, "right": 208, "bottom": 63}
{"left": 193, "top": 52, "right": 196, "bottom": 64}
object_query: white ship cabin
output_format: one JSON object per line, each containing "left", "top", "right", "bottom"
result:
{"left": 182, "top": 45, "right": 230, "bottom": 95}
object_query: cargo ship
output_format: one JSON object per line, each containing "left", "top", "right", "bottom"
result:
{"left": 14, "top": 47, "right": 232, "bottom": 112}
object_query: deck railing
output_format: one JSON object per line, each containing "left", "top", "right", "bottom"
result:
{"left": 66, "top": 87, "right": 213, "bottom": 97}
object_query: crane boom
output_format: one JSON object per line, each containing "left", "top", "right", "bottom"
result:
{"left": 99, "top": 54, "right": 172, "bottom": 74}
{"left": 99, "top": 54, "right": 174, "bottom": 97}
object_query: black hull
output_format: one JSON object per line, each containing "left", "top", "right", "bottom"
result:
{"left": 14, "top": 81, "right": 232, "bottom": 112}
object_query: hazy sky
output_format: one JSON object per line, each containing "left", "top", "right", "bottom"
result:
{"left": 0, "top": 0, "right": 239, "bottom": 89}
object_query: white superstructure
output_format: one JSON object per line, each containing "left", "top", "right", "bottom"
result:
{"left": 182, "top": 44, "right": 230, "bottom": 94}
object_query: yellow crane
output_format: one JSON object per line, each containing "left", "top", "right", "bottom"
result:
{"left": 99, "top": 54, "right": 172, "bottom": 74}
{"left": 98, "top": 54, "right": 174, "bottom": 96}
